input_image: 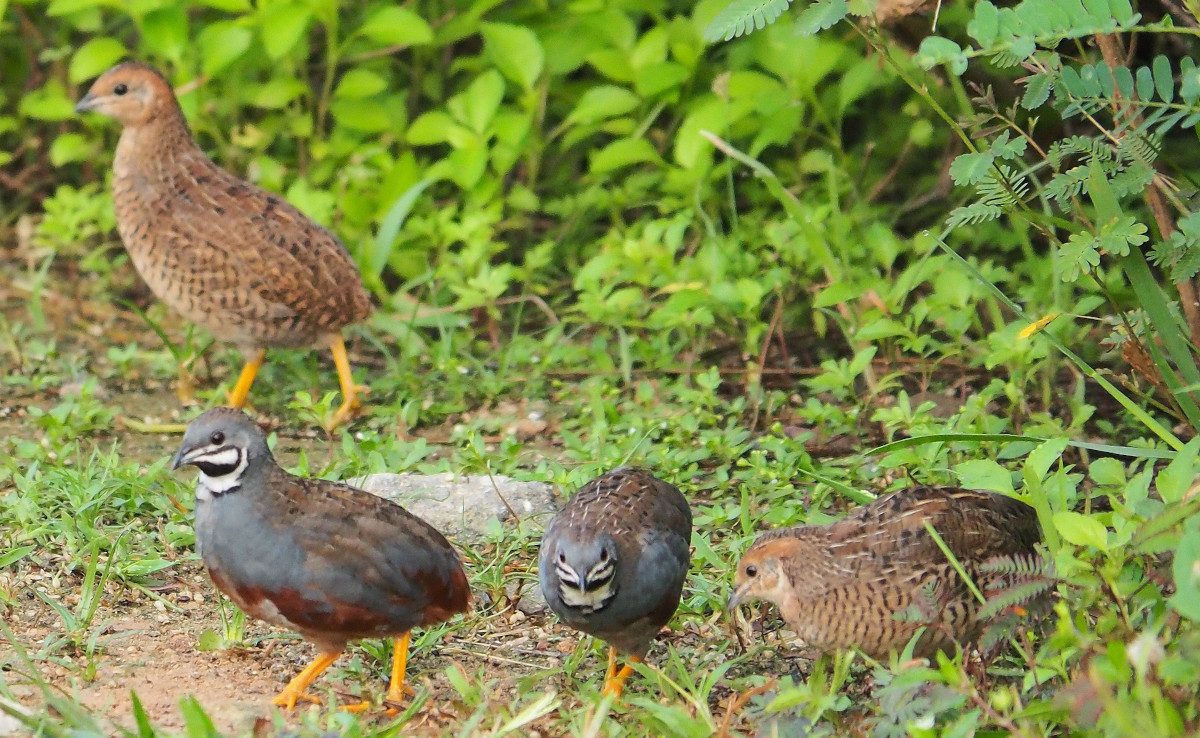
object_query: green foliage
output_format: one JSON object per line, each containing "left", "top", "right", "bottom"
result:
{"left": 4, "top": 0, "right": 1200, "bottom": 734}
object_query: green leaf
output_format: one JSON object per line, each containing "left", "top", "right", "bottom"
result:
{"left": 633, "top": 61, "right": 689, "bottom": 98}
{"left": 335, "top": 68, "right": 387, "bottom": 99}
{"left": 587, "top": 49, "right": 635, "bottom": 82}
{"left": 590, "top": 137, "right": 662, "bottom": 173}
{"left": 703, "top": 0, "right": 794, "bottom": 42}
{"left": 447, "top": 142, "right": 488, "bottom": 189}
{"left": 69, "top": 37, "right": 127, "bottom": 83}
{"left": 140, "top": 7, "right": 189, "bottom": 63}
{"left": 20, "top": 81, "right": 76, "bottom": 121}
{"left": 1153, "top": 54, "right": 1174, "bottom": 102}
{"left": 330, "top": 97, "right": 394, "bottom": 132}
{"left": 966, "top": 1, "right": 999, "bottom": 45}
{"left": 854, "top": 317, "right": 909, "bottom": 341}
{"left": 1170, "top": 524, "right": 1200, "bottom": 621}
{"left": 50, "top": 132, "right": 93, "bottom": 166}
{"left": 1053, "top": 511, "right": 1109, "bottom": 551}
{"left": 914, "top": 36, "right": 967, "bottom": 76}
{"left": 481, "top": 22, "right": 544, "bottom": 91}
{"left": 948, "top": 151, "right": 996, "bottom": 185}
{"left": 1021, "top": 73, "right": 1053, "bottom": 109}
{"left": 358, "top": 6, "right": 433, "bottom": 47}
{"left": 565, "top": 85, "right": 640, "bottom": 126}
{"left": 954, "top": 459, "right": 1015, "bottom": 495}
{"left": 0, "top": 544, "right": 35, "bottom": 569}
{"left": 1157, "top": 437, "right": 1199, "bottom": 503}
{"left": 813, "top": 281, "right": 863, "bottom": 308}
{"left": 1088, "top": 457, "right": 1126, "bottom": 487}
{"left": 178, "top": 695, "right": 219, "bottom": 738}
{"left": 794, "top": 0, "right": 848, "bottom": 37}
{"left": 407, "top": 111, "right": 462, "bottom": 145}
{"left": 196, "top": 0, "right": 250, "bottom": 10}
{"left": 249, "top": 77, "right": 307, "bottom": 109}
{"left": 460, "top": 70, "right": 505, "bottom": 133}
{"left": 257, "top": 3, "right": 310, "bottom": 60}
{"left": 369, "top": 177, "right": 434, "bottom": 281}
{"left": 198, "top": 23, "right": 252, "bottom": 77}
{"left": 1024, "top": 436, "right": 1069, "bottom": 485}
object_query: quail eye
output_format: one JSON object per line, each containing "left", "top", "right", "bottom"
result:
{"left": 745, "top": 564, "right": 758, "bottom": 578}
{"left": 557, "top": 552, "right": 566, "bottom": 563}
{"left": 210, "top": 430, "right": 225, "bottom": 445}
{"left": 113, "top": 83, "right": 128, "bottom": 96}
{"left": 599, "top": 549, "right": 608, "bottom": 562}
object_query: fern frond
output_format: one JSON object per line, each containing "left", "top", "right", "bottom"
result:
{"left": 946, "top": 203, "right": 1003, "bottom": 229}
{"left": 703, "top": 0, "right": 794, "bottom": 42}
{"left": 1044, "top": 166, "right": 1090, "bottom": 207}
{"left": 979, "top": 578, "right": 1057, "bottom": 619}
{"left": 978, "top": 552, "right": 1058, "bottom": 620}
{"left": 1047, "top": 136, "right": 1112, "bottom": 168}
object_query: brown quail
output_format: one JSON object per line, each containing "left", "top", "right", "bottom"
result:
{"left": 76, "top": 62, "right": 373, "bottom": 429}
{"left": 539, "top": 467, "right": 693, "bottom": 698}
{"left": 729, "top": 486, "right": 1040, "bottom": 659}
{"left": 172, "top": 408, "right": 470, "bottom": 709}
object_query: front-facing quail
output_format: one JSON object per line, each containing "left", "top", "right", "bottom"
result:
{"left": 729, "top": 486, "right": 1040, "bottom": 659}
{"left": 172, "top": 408, "right": 470, "bottom": 709}
{"left": 76, "top": 62, "right": 373, "bottom": 429}
{"left": 539, "top": 467, "right": 693, "bottom": 698}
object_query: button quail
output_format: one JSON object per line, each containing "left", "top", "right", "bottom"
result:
{"left": 171, "top": 407, "right": 470, "bottom": 709}
{"left": 539, "top": 467, "right": 693, "bottom": 697}
{"left": 76, "top": 62, "right": 373, "bottom": 429}
{"left": 729, "top": 486, "right": 1040, "bottom": 659}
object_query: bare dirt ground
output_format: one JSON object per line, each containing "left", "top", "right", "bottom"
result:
{"left": 5, "top": 558, "right": 592, "bottom": 735}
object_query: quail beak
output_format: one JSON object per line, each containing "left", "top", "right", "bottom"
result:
{"left": 727, "top": 583, "right": 750, "bottom": 612}
{"left": 170, "top": 445, "right": 195, "bottom": 470}
{"left": 74, "top": 93, "right": 99, "bottom": 114}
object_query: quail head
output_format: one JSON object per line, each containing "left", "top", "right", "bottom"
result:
{"left": 172, "top": 408, "right": 470, "bottom": 709}
{"left": 76, "top": 62, "right": 373, "bottom": 429}
{"left": 539, "top": 467, "right": 693, "bottom": 698}
{"left": 729, "top": 486, "right": 1040, "bottom": 660}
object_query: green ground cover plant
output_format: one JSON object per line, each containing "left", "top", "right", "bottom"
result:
{"left": 3, "top": 0, "right": 1200, "bottom": 734}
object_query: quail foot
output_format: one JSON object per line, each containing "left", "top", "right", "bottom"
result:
{"left": 539, "top": 467, "right": 692, "bottom": 698}
{"left": 729, "top": 486, "right": 1040, "bottom": 660}
{"left": 76, "top": 62, "right": 373, "bottom": 430}
{"left": 172, "top": 408, "right": 470, "bottom": 709}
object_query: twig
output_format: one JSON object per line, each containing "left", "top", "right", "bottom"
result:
{"left": 715, "top": 679, "right": 776, "bottom": 738}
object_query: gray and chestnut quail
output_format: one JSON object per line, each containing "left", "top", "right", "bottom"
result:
{"left": 171, "top": 408, "right": 470, "bottom": 709}
{"left": 729, "top": 486, "right": 1040, "bottom": 659}
{"left": 539, "top": 467, "right": 693, "bottom": 697}
{"left": 76, "top": 62, "right": 372, "bottom": 429}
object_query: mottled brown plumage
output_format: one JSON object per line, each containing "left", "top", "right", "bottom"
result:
{"left": 729, "top": 486, "right": 1040, "bottom": 659}
{"left": 76, "top": 61, "right": 372, "bottom": 428}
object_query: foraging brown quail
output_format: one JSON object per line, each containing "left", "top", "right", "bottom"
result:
{"left": 728, "top": 486, "right": 1040, "bottom": 659}
{"left": 538, "top": 467, "right": 692, "bottom": 697}
{"left": 171, "top": 407, "right": 470, "bottom": 709}
{"left": 76, "top": 62, "right": 373, "bottom": 429}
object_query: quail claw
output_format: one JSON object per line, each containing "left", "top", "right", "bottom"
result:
{"left": 271, "top": 690, "right": 321, "bottom": 710}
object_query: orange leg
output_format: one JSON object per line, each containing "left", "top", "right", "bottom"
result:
{"left": 273, "top": 649, "right": 341, "bottom": 709}
{"left": 226, "top": 349, "right": 266, "bottom": 409}
{"left": 387, "top": 632, "right": 414, "bottom": 703}
{"left": 601, "top": 653, "right": 642, "bottom": 699}
{"left": 604, "top": 646, "right": 618, "bottom": 682}
{"left": 326, "top": 335, "right": 366, "bottom": 430}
